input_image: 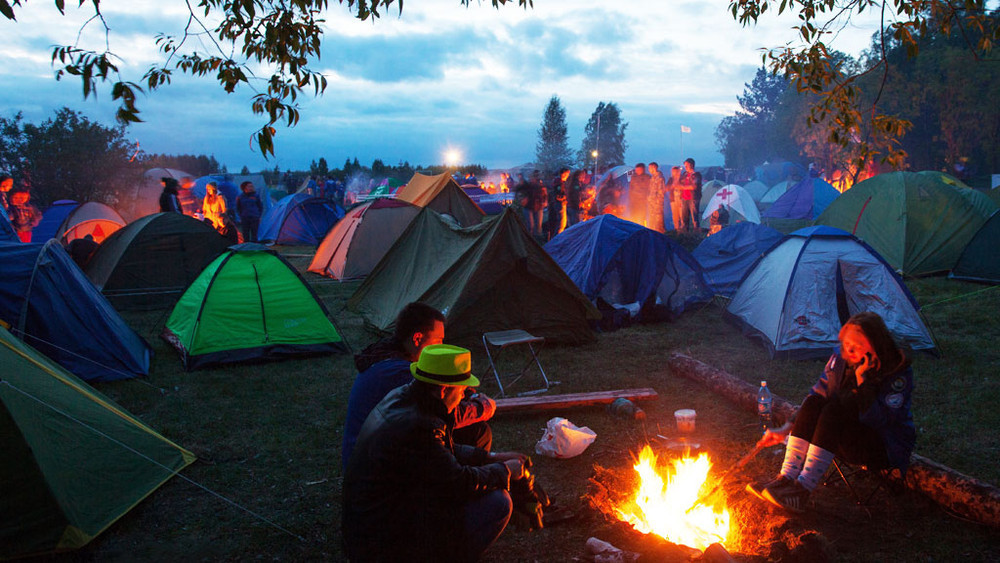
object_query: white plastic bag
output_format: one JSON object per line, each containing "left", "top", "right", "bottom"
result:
{"left": 534, "top": 417, "right": 597, "bottom": 459}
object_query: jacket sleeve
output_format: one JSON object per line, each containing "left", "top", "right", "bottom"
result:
{"left": 858, "top": 368, "right": 913, "bottom": 429}
{"left": 809, "top": 354, "right": 840, "bottom": 398}
{"left": 453, "top": 395, "right": 496, "bottom": 429}
{"left": 404, "top": 418, "right": 511, "bottom": 497}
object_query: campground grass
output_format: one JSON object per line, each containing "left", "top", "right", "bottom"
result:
{"left": 61, "top": 245, "right": 1000, "bottom": 561}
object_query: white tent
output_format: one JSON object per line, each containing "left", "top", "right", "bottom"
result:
{"left": 700, "top": 184, "right": 761, "bottom": 225}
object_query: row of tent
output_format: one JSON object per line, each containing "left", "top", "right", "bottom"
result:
{"left": 684, "top": 171, "right": 1000, "bottom": 278}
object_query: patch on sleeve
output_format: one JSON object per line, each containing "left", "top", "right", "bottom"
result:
{"left": 885, "top": 393, "right": 904, "bottom": 408}
{"left": 891, "top": 377, "right": 906, "bottom": 391}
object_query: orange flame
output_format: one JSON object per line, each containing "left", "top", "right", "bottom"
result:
{"left": 613, "top": 445, "right": 730, "bottom": 552}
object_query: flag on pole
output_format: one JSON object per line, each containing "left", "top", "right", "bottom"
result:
{"left": 680, "top": 125, "right": 691, "bottom": 133}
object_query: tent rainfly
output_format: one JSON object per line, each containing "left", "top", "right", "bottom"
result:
{"left": 258, "top": 193, "right": 344, "bottom": 245}
{"left": 0, "top": 326, "right": 194, "bottom": 559}
{"left": 692, "top": 222, "right": 784, "bottom": 298}
{"left": 725, "top": 226, "right": 936, "bottom": 359}
{"left": 54, "top": 202, "right": 127, "bottom": 244}
{"left": 950, "top": 210, "right": 1000, "bottom": 284}
{"left": 394, "top": 172, "right": 485, "bottom": 227}
{"left": 348, "top": 207, "right": 600, "bottom": 344}
{"left": 162, "top": 243, "right": 349, "bottom": 370}
{"left": 700, "top": 184, "right": 761, "bottom": 226}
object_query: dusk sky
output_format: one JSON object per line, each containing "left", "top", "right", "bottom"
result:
{"left": 1, "top": 1, "right": 887, "bottom": 173}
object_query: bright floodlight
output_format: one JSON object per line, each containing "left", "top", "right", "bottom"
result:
{"left": 591, "top": 150, "right": 599, "bottom": 158}
{"left": 445, "top": 149, "right": 462, "bottom": 166}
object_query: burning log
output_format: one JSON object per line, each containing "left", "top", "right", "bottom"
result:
{"left": 667, "top": 352, "right": 1000, "bottom": 529}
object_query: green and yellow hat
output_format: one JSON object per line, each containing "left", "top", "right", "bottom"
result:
{"left": 411, "top": 344, "right": 480, "bottom": 387}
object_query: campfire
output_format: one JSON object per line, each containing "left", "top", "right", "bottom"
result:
{"left": 606, "top": 445, "right": 731, "bottom": 552}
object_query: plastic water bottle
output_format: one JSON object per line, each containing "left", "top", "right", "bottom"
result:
{"left": 757, "top": 381, "right": 773, "bottom": 432}
{"left": 608, "top": 398, "right": 646, "bottom": 421}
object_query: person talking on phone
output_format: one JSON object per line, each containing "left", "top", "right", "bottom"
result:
{"left": 746, "top": 312, "right": 916, "bottom": 513}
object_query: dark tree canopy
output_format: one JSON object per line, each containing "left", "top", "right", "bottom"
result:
{"left": 577, "top": 102, "right": 628, "bottom": 173}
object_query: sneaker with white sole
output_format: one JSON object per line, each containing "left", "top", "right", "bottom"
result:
{"left": 763, "top": 479, "right": 810, "bottom": 513}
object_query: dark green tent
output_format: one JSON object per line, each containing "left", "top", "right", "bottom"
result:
{"left": 950, "top": 211, "right": 1000, "bottom": 284}
{"left": 86, "top": 213, "right": 231, "bottom": 310}
{"left": 162, "top": 243, "right": 348, "bottom": 370}
{"left": 0, "top": 326, "right": 194, "bottom": 559}
{"left": 348, "top": 207, "right": 600, "bottom": 344}
{"left": 815, "top": 171, "right": 997, "bottom": 276}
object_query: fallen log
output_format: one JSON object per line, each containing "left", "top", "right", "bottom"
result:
{"left": 667, "top": 352, "right": 1000, "bottom": 529}
{"left": 495, "top": 388, "right": 658, "bottom": 414}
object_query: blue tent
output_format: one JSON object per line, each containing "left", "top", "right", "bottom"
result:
{"left": 544, "top": 215, "right": 712, "bottom": 315}
{"left": 461, "top": 187, "right": 506, "bottom": 215}
{"left": 754, "top": 161, "right": 806, "bottom": 187}
{"left": 33, "top": 200, "right": 79, "bottom": 241}
{"left": 692, "top": 222, "right": 784, "bottom": 297}
{"left": 0, "top": 240, "right": 152, "bottom": 381}
{"left": 725, "top": 226, "right": 936, "bottom": 359}
{"left": 258, "top": 193, "right": 344, "bottom": 245}
{"left": 762, "top": 177, "right": 840, "bottom": 220}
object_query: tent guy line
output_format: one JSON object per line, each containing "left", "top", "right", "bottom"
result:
{"left": 9, "top": 325, "right": 153, "bottom": 386}
{"left": 0, "top": 377, "right": 307, "bottom": 543}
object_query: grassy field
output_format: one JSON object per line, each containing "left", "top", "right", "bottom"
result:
{"left": 53, "top": 244, "right": 1000, "bottom": 561}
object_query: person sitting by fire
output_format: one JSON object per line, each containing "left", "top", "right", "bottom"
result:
{"left": 746, "top": 311, "right": 915, "bottom": 513}
{"left": 342, "top": 302, "right": 496, "bottom": 471}
{"left": 342, "top": 344, "right": 528, "bottom": 562}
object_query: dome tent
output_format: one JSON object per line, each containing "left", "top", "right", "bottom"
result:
{"left": 0, "top": 240, "right": 152, "bottom": 382}
{"left": 692, "top": 222, "right": 784, "bottom": 298}
{"left": 258, "top": 193, "right": 344, "bottom": 245}
{"left": 725, "top": 226, "right": 936, "bottom": 359}
{"left": 33, "top": 200, "right": 78, "bottom": 242}
{"left": 308, "top": 198, "right": 421, "bottom": 281}
{"left": 349, "top": 207, "right": 600, "bottom": 344}
{"left": 544, "top": 214, "right": 713, "bottom": 316}
{"left": 741, "top": 180, "right": 770, "bottom": 201}
{"left": 700, "top": 184, "right": 761, "bottom": 226}
{"left": 0, "top": 326, "right": 194, "bottom": 559}
{"left": 950, "top": 211, "right": 1000, "bottom": 284}
{"left": 162, "top": 243, "right": 349, "bottom": 370}
{"left": 54, "top": 201, "right": 126, "bottom": 244}
{"left": 394, "top": 172, "right": 485, "bottom": 227}
{"left": 815, "top": 171, "right": 997, "bottom": 276}
{"left": 85, "top": 213, "right": 231, "bottom": 310}
{"left": 761, "top": 176, "right": 840, "bottom": 220}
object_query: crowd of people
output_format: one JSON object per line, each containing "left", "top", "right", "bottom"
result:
{"left": 509, "top": 157, "right": 709, "bottom": 242}
{"left": 157, "top": 176, "right": 265, "bottom": 244}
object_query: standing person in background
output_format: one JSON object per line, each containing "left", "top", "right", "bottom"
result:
{"left": 565, "top": 170, "right": 585, "bottom": 227}
{"left": 627, "top": 163, "right": 651, "bottom": 226}
{"left": 8, "top": 190, "right": 41, "bottom": 242}
{"left": 646, "top": 162, "right": 667, "bottom": 233}
{"left": 0, "top": 174, "right": 13, "bottom": 216}
{"left": 546, "top": 168, "right": 570, "bottom": 240}
{"left": 667, "top": 166, "right": 683, "bottom": 232}
{"left": 177, "top": 176, "right": 197, "bottom": 216}
{"left": 159, "top": 177, "right": 183, "bottom": 213}
{"left": 236, "top": 181, "right": 263, "bottom": 243}
{"left": 202, "top": 182, "right": 227, "bottom": 233}
{"left": 679, "top": 158, "right": 702, "bottom": 233}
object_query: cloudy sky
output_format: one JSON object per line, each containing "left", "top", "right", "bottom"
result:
{"left": 1, "top": 1, "right": 886, "bottom": 173}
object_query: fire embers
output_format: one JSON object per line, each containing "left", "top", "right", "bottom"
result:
{"left": 591, "top": 445, "right": 731, "bottom": 552}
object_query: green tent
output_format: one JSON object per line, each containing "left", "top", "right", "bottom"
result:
{"left": 0, "top": 326, "right": 194, "bottom": 559}
{"left": 815, "top": 171, "right": 998, "bottom": 276}
{"left": 950, "top": 211, "right": 1000, "bottom": 284}
{"left": 162, "top": 243, "right": 348, "bottom": 370}
{"left": 348, "top": 207, "right": 600, "bottom": 344}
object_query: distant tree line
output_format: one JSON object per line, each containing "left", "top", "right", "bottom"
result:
{"left": 717, "top": 16, "right": 999, "bottom": 185}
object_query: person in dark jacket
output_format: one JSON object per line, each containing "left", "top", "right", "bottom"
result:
{"left": 343, "top": 344, "right": 526, "bottom": 562}
{"left": 342, "top": 302, "right": 495, "bottom": 471}
{"left": 236, "top": 181, "right": 263, "bottom": 243}
{"left": 8, "top": 189, "right": 41, "bottom": 242}
{"left": 747, "top": 311, "right": 916, "bottom": 513}
{"left": 545, "top": 168, "right": 570, "bottom": 240}
{"left": 627, "top": 163, "right": 651, "bottom": 227}
{"left": 159, "top": 177, "right": 183, "bottom": 213}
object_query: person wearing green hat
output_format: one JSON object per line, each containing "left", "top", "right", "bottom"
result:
{"left": 343, "top": 343, "right": 528, "bottom": 562}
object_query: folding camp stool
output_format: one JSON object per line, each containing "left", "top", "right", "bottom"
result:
{"left": 481, "top": 329, "right": 556, "bottom": 398}
{"left": 825, "top": 459, "right": 898, "bottom": 509}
